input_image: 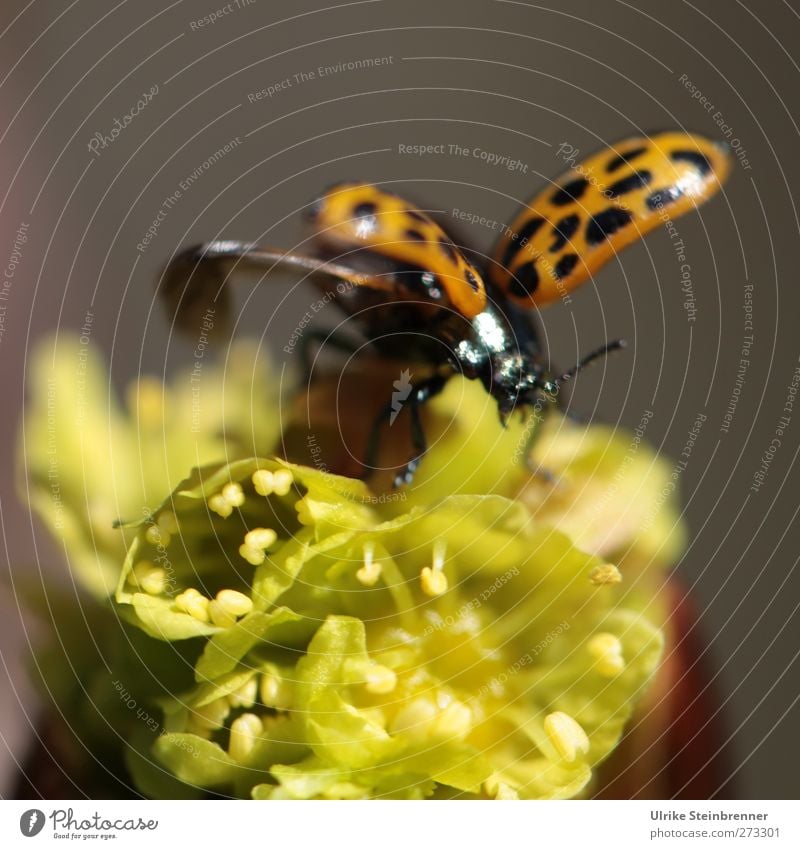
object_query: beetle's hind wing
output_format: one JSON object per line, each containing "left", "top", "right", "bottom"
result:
{"left": 159, "top": 240, "right": 395, "bottom": 338}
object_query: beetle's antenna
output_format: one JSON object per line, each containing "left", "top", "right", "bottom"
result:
{"left": 557, "top": 339, "right": 627, "bottom": 386}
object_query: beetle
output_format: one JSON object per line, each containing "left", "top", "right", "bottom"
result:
{"left": 161, "top": 131, "right": 732, "bottom": 487}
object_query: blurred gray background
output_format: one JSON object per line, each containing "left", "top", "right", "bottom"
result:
{"left": 1, "top": 0, "right": 798, "bottom": 798}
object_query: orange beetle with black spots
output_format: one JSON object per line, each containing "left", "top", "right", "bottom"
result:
{"left": 162, "top": 132, "right": 731, "bottom": 486}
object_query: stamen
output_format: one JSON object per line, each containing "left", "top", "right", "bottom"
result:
{"left": 245, "top": 527, "right": 278, "bottom": 550}
{"left": 543, "top": 711, "right": 590, "bottom": 763}
{"left": 208, "top": 494, "right": 233, "bottom": 518}
{"left": 356, "top": 542, "right": 382, "bottom": 586}
{"left": 252, "top": 469, "right": 275, "bottom": 496}
{"left": 587, "top": 632, "right": 625, "bottom": 676}
{"left": 215, "top": 589, "right": 253, "bottom": 618}
{"left": 365, "top": 664, "right": 397, "bottom": 694}
{"left": 208, "top": 600, "right": 236, "bottom": 628}
{"left": 495, "top": 783, "right": 519, "bottom": 800}
{"left": 260, "top": 671, "right": 292, "bottom": 709}
{"left": 228, "top": 677, "right": 258, "bottom": 708}
{"left": 390, "top": 698, "right": 438, "bottom": 739}
{"left": 229, "top": 713, "right": 263, "bottom": 762}
{"left": 175, "top": 588, "right": 210, "bottom": 622}
{"left": 145, "top": 524, "right": 170, "bottom": 547}
{"left": 239, "top": 544, "right": 266, "bottom": 566}
{"left": 131, "top": 561, "right": 166, "bottom": 595}
{"left": 421, "top": 540, "right": 448, "bottom": 596}
{"left": 140, "top": 567, "right": 166, "bottom": 595}
{"left": 484, "top": 777, "right": 519, "bottom": 800}
{"left": 434, "top": 702, "right": 472, "bottom": 739}
{"left": 589, "top": 563, "right": 622, "bottom": 585}
{"left": 295, "top": 499, "right": 312, "bottom": 525}
{"left": 221, "top": 482, "right": 245, "bottom": 507}
{"left": 191, "top": 697, "right": 230, "bottom": 731}
{"left": 272, "top": 469, "right": 294, "bottom": 496}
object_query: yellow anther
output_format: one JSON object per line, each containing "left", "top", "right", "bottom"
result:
{"left": 175, "top": 588, "right": 210, "bottom": 622}
{"left": 495, "top": 783, "right": 519, "bottom": 800}
{"left": 356, "top": 542, "right": 382, "bottom": 586}
{"left": 434, "top": 702, "right": 472, "bottom": 739}
{"left": 208, "top": 600, "right": 236, "bottom": 629}
{"left": 484, "top": 775, "right": 519, "bottom": 799}
{"left": 228, "top": 713, "right": 263, "bottom": 763}
{"left": 245, "top": 527, "right": 277, "bottom": 550}
{"left": 221, "top": 482, "right": 245, "bottom": 507}
{"left": 272, "top": 469, "right": 293, "bottom": 496}
{"left": 365, "top": 664, "right": 397, "bottom": 694}
{"left": 589, "top": 563, "right": 622, "bottom": 585}
{"left": 157, "top": 510, "right": 179, "bottom": 535}
{"left": 587, "top": 632, "right": 625, "bottom": 676}
{"left": 228, "top": 677, "right": 258, "bottom": 709}
{"left": 208, "top": 494, "right": 233, "bottom": 518}
{"left": 260, "top": 671, "right": 292, "bottom": 709}
{"left": 215, "top": 589, "right": 253, "bottom": 618}
{"left": 421, "top": 540, "right": 448, "bottom": 596}
{"left": 252, "top": 469, "right": 275, "bottom": 496}
{"left": 239, "top": 543, "right": 266, "bottom": 566}
{"left": 390, "top": 698, "right": 438, "bottom": 739}
{"left": 131, "top": 561, "right": 167, "bottom": 595}
{"left": 421, "top": 566, "right": 448, "bottom": 596}
{"left": 191, "top": 697, "right": 230, "bottom": 731}
{"left": 295, "top": 499, "right": 312, "bottom": 525}
{"left": 145, "top": 524, "right": 170, "bottom": 547}
{"left": 131, "top": 560, "right": 154, "bottom": 582}
{"left": 139, "top": 567, "right": 167, "bottom": 596}
{"left": 543, "top": 711, "right": 590, "bottom": 763}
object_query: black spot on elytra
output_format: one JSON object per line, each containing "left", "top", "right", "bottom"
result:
{"left": 554, "top": 253, "right": 579, "bottom": 280}
{"left": 516, "top": 216, "right": 547, "bottom": 244}
{"left": 465, "top": 269, "right": 480, "bottom": 292}
{"left": 606, "top": 170, "right": 652, "bottom": 198}
{"left": 550, "top": 178, "right": 588, "bottom": 206}
{"left": 670, "top": 149, "right": 712, "bottom": 175}
{"left": 585, "top": 207, "right": 634, "bottom": 245}
{"left": 353, "top": 202, "right": 377, "bottom": 218}
{"left": 501, "top": 216, "right": 546, "bottom": 268}
{"left": 549, "top": 213, "right": 580, "bottom": 252}
{"left": 439, "top": 239, "right": 458, "bottom": 262}
{"left": 509, "top": 261, "right": 539, "bottom": 297}
{"left": 405, "top": 228, "right": 425, "bottom": 242}
{"left": 606, "top": 146, "right": 647, "bottom": 173}
{"left": 645, "top": 186, "right": 684, "bottom": 210}
{"left": 407, "top": 209, "right": 427, "bottom": 223}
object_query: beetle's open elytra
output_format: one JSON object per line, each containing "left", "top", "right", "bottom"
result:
{"left": 161, "top": 132, "right": 731, "bottom": 487}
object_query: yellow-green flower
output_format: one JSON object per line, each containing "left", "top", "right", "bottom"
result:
{"left": 21, "top": 339, "right": 682, "bottom": 799}
{"left": 20, "top": 336, "right": 280, "bottom": 596}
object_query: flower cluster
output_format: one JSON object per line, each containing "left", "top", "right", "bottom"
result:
{"left": 21, "top": 337, "right": 682, "bottom": 799}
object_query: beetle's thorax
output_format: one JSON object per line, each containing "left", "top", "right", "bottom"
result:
{"left": 447, "top": 297, "right": 556, "bottom": 416}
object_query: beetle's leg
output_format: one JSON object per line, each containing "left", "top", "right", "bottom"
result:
{"left": 394, "top": 375, "right": 449, "bottom": 488}
{"left": 362, "top": 373, "right": 449, "bottom": 487}
{"left": 362, "top": 397, "right": 395, "bottom": 478}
